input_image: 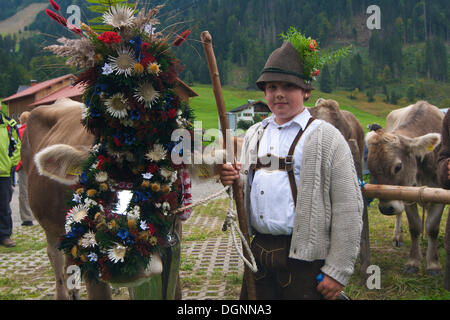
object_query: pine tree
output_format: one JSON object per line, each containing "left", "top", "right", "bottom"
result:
{"left": 319, "top": 65, "right": 333, "bottom": 93}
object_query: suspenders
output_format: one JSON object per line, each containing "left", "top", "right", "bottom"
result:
{"left": 253, "top": 117, "right": 315, "bottom": 207}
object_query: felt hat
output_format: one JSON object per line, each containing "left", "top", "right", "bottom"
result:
{"left": 256, "top": 41, "right": 315, "bottom": 91}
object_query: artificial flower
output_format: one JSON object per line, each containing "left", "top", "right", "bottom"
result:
{"left": 173, "top": 29, "right": 191, "bottom": 47}
{"left": 142, "top": 172, "right": 153, "bottom": 180}
{"left": 79, "top": 230, "right": 97, "bottom": 248}
{"left": 95, "top": 171, "right": 108, "bottom": 183}
{"left": 102, "top": 5, "right": 135, "bottom": 29}
{"left": 108, "top": 47, "right": 137, "bottom": 77}
{"left": 134, "top": 82, "right": 159, "bottom": 108}
{"left": 140, "top": 220, "right": 149, "bottom": 230}
{"left": 104, "top": 93, "right": 129, "bottom": 119}
{"left": 87, "top": 189, "right": 97, "bottom": 197}
{"left": 145, "top": 144, "right": 167, "bottom": 162}
{"left": 147, "top": 62, "right": 161, "bottom": 75}
{"left": 151, "top": 183, "right": 161, "bottom": 192}
{"left": 134, "top": 63, "right": 144, "bottom": 74}
{"left": 107, "top": 243, "right": 127, "bottom": 263}
{"left": 98, "top": 31, "right": 122, "bottom": 45}
{"left": 141, "top": 180, "right": 150, "bottom": 188}
{"left": 88, "top": 252, "right": 98, "bottom": 262}
{"left": 102, "top": 63, "right": 114, "bottom": 75}
{"left": 99, "top": 183, "right": 108, "bottom": 191}
{"left": 49, "top": 0, "right": 60, "bottom": 11}
{"left": 66, "top": 205, "right": 88, "bottom": 226}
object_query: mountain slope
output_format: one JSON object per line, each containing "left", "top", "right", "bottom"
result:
{"left": 0, "top": 2, "right": 48, "bottom": 34}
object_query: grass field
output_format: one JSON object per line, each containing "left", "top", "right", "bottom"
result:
{"left": 0, "top": 198, "right": 448, "bottom": 300}
{"left": 0, "top": 3, "right": 48, "bottom": 35}
{"left": 189, "top": 84, "right": 390, "bottom": 131}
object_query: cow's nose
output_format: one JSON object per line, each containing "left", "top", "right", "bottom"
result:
{"left": 379, "top": 205, "right": 396, "bottom": 216}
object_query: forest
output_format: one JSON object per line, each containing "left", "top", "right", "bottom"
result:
{"left": 0, "top": 0, "right": 448, "bottom": 106}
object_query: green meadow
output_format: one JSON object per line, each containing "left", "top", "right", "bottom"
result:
{"left": 189, "top": 84, "right": 391, "bottom": 131}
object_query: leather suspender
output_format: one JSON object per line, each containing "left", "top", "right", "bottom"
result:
{"left": 254, "top": 117, "right": 315, "bottom": 207}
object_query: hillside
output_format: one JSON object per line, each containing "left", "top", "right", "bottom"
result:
{"left": 0, "top": 3, "right": 47, "bottom": 35}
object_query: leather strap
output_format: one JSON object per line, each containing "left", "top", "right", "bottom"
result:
{"left": 254, "top": 117, "right": 315, "bottom": 208}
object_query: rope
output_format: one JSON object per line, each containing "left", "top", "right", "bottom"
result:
{"left": 358, "top": 178, "right": 374, "bottom": 207}
{"left": 170, "top": 184, "right": 258, "bottom": 273}
{"left": 222, "top": 187, "right": 258, "bottom": 273}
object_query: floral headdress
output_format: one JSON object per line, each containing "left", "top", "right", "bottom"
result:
{"left": 44, "top": 1, "right": 194, "bottom": 282}
{"left": 280, "top": 27, "right": 351, "bottom": 81}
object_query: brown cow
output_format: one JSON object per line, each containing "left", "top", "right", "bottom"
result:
{"left": 308, "top": 98, "right": 370, "bottom": 279}
{"left": 22, "top": 98, "right": 182, "bottom": 299}
{"left": 365, "top": 101, "right": 444, "bottom": 275}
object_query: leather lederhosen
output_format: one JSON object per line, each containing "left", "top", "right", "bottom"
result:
{"left": 251, "top": 117, "right": 315, "bottom": 207}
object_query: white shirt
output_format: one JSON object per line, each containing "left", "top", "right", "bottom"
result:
{"left": 249, "top": 108, "right": 321, "bottom": 235}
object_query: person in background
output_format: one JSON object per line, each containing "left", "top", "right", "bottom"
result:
{"left": 436, "top": 110, "right": 450, "bottom": 291}
{"left": 16, "top": 112, "right": 33, "bottom": 227}
{"left": 0, "top": 105, "right": 21, "bottom": 247}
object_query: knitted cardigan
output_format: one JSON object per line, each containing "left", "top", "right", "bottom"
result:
{"left": 239, "top": 120, "right": 364, "bottom": 286}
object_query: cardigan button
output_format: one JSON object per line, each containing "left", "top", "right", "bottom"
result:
{"left": 244, "top": 170, "right": 248, "bottom": 175}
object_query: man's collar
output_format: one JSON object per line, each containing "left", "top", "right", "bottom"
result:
{"left": 262, "top": 108, "right": 311, "bottom": 130}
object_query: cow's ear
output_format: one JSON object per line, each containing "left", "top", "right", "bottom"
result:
{"left": 34, "top": 144, "right": 90, "bottom": 185}
{"left": 407, "top": 133, "right": 441, "bottom": 159}
{"left": 315, "top": 98, "right": 326, "bottom": 107}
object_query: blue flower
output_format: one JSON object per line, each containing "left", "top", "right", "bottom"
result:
{"left": 129, "top": 36, "right": 142, "bottom": 60}
{"left": 94, "top": 83, "right": 108, "bottom": 95}
{"left": 130, "top": 110, "right": 140, "bottom": 121}
{"left": 90, "top": 107, "right": 102, "bottom": 118}
{"left": 124, "top": 133, "right": 136, "bottom": 145}
{"left": 133, "top": 191, "right": 151, "bottom": 203}
{"left": 117, "top": 228, "right": 130, "bottom": 240}
{"left": 79, "top": 172, "right": 89, "bottom": 184}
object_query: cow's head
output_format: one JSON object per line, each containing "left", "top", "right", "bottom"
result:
{"left": 365, "top": 128, "right": 441, "bottom": 215}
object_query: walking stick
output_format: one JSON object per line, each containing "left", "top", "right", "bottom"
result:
{"left": 201, "top": 31, "right": 257, "bottom": 300}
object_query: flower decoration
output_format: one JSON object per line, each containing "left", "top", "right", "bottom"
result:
{"left": 44, "top": 1, "right": 194, "bottom": 282}
{"left": 280, "top": 27, "right": 351, "bottom": 81}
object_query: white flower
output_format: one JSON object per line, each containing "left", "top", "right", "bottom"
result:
{"left": 88, "top": 252, "right": 98, "bottom": 262}
{"left": 102, "top": 63, "right": 114, "bottom": 75}
{"left": 81, "top": 106, "right": 89, "bottom": 120}
{"left": 127, "top": 205, "right": 140, "bottom": 220}
{"left": 145, "top": 144, "right": 167, "bottom": 162}
{"left": 144, "top": 24, "right": 156, "bottom": 34}
{"left": 140, "top": 220, "right": 149, "bottom": 230}
{"left": 79, "top": 231, "right": 97, "bottom": 248}
{"left": 104, "top": 93, "right": 129, "bottom": 119}
{"left": 65, "top": 205, "right": 88, "bottom": 232}
{"left": 84, "top": 198, "right": 96, "bottom": 207}
{"left": 91, "top": 143, "right": 102, "bottom": 153}
{"left": 120, "top": 118, "right": 134, "bottom": 127}
{"left": 134, "top": 82, "right": 159, "bottom": 108}
{"left": 147, "top": 62, "right": 161, "bottom": 76}
{"left": 108, "top": 47, "right": 137, "bottom": 77}
{"left": 102, "top": 5, "right": 135, "bottom": 29}
{"left": 107, "top": 243, "right": 127, "bottom": 263}
{"left": 159, "top": 167, "right": 172, "bottom": 179}
{"left": 142, "top": 172, "right": 153, "bottom": 180}
{"left": 95, "top": 172, "right": 108, "bottom": 183}
{"left": 72, "top": 193, "right": 81, "bottom": 204}
{"left": 162, "top": 202, "right": 170, "bottom": 215}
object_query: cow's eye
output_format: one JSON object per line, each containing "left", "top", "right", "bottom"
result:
{"left": 394, "top": 163, "right": 402, "bottom": 174}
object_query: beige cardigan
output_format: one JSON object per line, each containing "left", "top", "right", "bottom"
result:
{"left": 239, "top": 120, "right": 364, "bottom": 286}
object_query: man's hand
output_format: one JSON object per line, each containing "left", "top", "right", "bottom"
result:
{"left": 317, "top": 274, "right": 344, "bottom": 300}
{"left": 220, "top": 162, "right": 241, "bottom": 186}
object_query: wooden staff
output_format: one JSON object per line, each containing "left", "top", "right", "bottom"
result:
{"left": 362, "top": 184, "right": 450, "bottom": 204}
{"left": 201, "top": 31, "right": 256, "bottom": 300}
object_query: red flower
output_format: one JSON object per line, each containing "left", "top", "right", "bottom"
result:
{"left": 167, "top": 108, "right": 177, "bottom": 119}
{"left": 98, "top": 32, "right": 122, "bottom": 45}
{"left": 49, "top": 0, "right": 60, "bottom": 11}
{"left": 96, "top": 155, "right": 111, "bottom": 170}
{"left": 140, "top": 53, "right": 156, "bottom": 68}
{"left": 113, "top": 136, "right": 123, "bottom": 147}
{"left": 309, "top": 40, "right": 318, "bottom": 51}
{"left": 147, "top": 164, "right": 159, "bottom": 174}
{"left": 173, "top": 29, "right": 192, "bottom": 47}
{"left": 312, "top": 69, "right": 321, "bottom": 77}
{"left": 141, "top": 42, "right": 151, "bottom": 51}
{"left": 45, "top": 9, "right": 67, "bottom": 27}
{"left": 147, "top": 223, "right": 157, "bottom": 236}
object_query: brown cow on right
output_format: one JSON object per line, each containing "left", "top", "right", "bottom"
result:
{"left": 365, "top": 101, "right": 444, "bottom": 275}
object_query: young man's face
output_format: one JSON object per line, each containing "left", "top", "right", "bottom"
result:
{"left": 264, "top": 81, "right": 310, "bottom": 125}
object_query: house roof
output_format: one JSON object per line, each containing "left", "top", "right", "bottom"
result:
{"left": 3, "top": 74, "right": 76, "bottom": 103}
{"left": 176, "top": 78, "right": 198, "bottom": 97}
{"left": 229, "top": 100, "right": 270, "bottom": 113}
{"left": 29, "top": 83, "right": 86, "bottom": 107}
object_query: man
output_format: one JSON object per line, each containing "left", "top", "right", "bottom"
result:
{"left": 16, "top": 112, "right": 33, "bottom": 226}
{"left": 436, "top": 110, "right": 450, "bottom": 291}
{"left": 0, "top": 105, "right": 21, "bottom": 247}
{"left": 220, "top": 40, "right": 363, "bottom": 300}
